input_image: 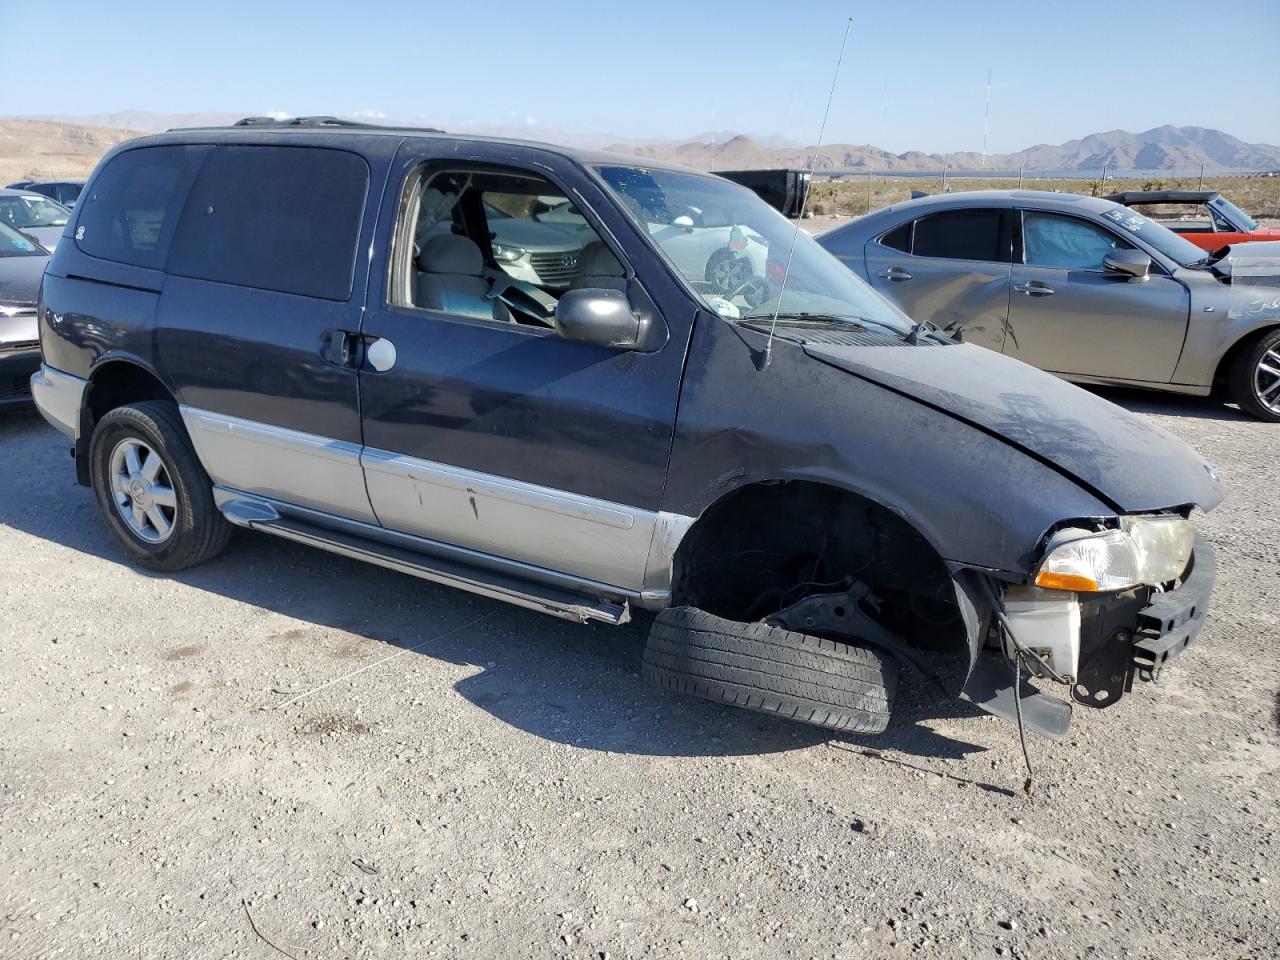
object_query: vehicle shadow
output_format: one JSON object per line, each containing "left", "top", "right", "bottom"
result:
{"left": 1, "top": 408, "right": 998, "bottom": 766}
{"left": 1088, "top": 385, "right": 1253, "bottom": 423}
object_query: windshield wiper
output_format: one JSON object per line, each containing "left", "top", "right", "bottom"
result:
{"left": 741, "top": 311, "right": 913, "bottom": 337}
{"left": 742, "top": 312, "right": 872, "bottom": 328}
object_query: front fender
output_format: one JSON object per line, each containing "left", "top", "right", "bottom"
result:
{"left": 663, "top": 312, "right": 1114, "bottom": 577}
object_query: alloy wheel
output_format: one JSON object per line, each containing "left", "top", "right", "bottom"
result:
{"left": 1256, "top": 347, "right": 1280, "bottom": 416}
{"left": 109, "top": 438, "right": 177, "bottom": 543}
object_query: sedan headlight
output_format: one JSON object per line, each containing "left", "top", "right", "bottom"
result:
{"left": 492, "top": 242, "right": 526, "bottom": 263}
{"left": 1035, "top": 517, "right": 1195, "bottom": 592}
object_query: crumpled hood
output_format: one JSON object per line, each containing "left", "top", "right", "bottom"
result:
{"left": 1210, "top": 240, "right": 1280, "bottom": 280}
{"left": 803, "top": 340, "right": 1224, "bottom": 514}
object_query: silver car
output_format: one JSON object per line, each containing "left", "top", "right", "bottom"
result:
{"left": 818, "top": 190, "right": 1280, "bottom": 421}
{"left": 0, "top": 189, "right": 71, "bottom": 252}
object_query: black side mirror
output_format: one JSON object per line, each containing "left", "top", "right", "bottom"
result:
{"left": 555, "top": 283, "right": 669, "bottom": 352}
{"left": 554, "top": 288, "right": 647, "bottom": 350}
{"left": 1103, "top": 249, "right": 1152, "bottom": 280}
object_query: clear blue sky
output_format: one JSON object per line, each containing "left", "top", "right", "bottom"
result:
{"left": 4, "top": 0, "right": 1278, "bottom": 152}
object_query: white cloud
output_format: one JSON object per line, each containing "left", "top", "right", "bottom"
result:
{"left": 352, "top": 109, "right": 386, "bottom": 120}
{"left": 265, "top": 110, "right": 293, "bottom": 121}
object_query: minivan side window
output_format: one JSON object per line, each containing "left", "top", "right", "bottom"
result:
{"left": 168, "top": 146, "right": 369, "bottom": 301}
{"left": 74, "top": 146, "right": 207, "bottom": 269}
{"left": 1022, "top": 211, "right": 1131, "bottom": 271}
{"left": 911, "top": 210, "right": 1003, "bottom": 262}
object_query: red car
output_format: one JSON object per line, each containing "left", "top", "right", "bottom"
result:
{"left": 1104, "top": 190, "right": 1280, "bottom": 250}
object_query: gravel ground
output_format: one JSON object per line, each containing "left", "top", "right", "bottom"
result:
{"left": 1, "top": 391, "right": 1277, "bottom": 960}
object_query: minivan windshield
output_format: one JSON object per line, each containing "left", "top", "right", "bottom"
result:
{"left": 595, "top": 165, "right": 912, "bottom": 333}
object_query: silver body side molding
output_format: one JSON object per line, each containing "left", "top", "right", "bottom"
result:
{"left": 30, "top": 364, "right": 88, "bottom": 441}
{"left": 183, "top": 406, "right": 696, "bottom": 614}
{"left": 360, "top": 446, "right": 689, "bottom": 595}
{"left": 180, "top": 406, "right": 378, "bottom": 523}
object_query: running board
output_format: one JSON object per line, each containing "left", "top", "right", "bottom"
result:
{"left": 221, "top": 499, "right": 630, "bottom": 626}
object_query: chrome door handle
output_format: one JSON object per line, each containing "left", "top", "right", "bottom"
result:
{"left": 1014, "top": 281, "right": 1055, "bottom": 296}
{"left": 365, "top": 337, "right": 397, "bottom": 372}
{"left": 878, "top": 267, "right": 913, "bottom": 281}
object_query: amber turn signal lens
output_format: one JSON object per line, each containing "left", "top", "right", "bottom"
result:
{"left": 1034, "top": 571, "right": 1100, "bottom": 592}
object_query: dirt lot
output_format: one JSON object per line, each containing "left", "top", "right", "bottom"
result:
{"left": 1, "top": 389, "right": 1277, "bottom": 960}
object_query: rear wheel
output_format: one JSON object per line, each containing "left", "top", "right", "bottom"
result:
{"left": 89, "top": 401, "right": 230, "bottom": 571}
{"left": 643, "top": 606, "right": 899, "bottom": 734}
{"left": 1227, "top": 328, "right": 1280, "bottom": 422}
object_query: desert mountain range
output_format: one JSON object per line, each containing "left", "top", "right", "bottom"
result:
{"left": 3, "top": 113, "right": 1278, "bottom": 184}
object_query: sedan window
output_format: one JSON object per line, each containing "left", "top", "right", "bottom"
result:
{"left": 879, "top": 222, "right": 911, "bottom": 252}
{"left": 1023, "top": 212, "right": 1129, "bottom": 271}
{"left": 911, "top": 210, "right": 1003, "bottom": 262}
{"left": 0, "top": 195, "right": 69, "bottom": 229}
{"left": 0, "top": 221, "right": 44, "bottom": 257}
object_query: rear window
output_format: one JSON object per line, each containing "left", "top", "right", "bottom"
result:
{"left": 167, "top": 146, "right": 369, "bottom": 301}
{"left": 911, "top": 210, "right": 1003, "bottom": 262}
{"left": 74, "top": 146, "right": 207, "bottom": 269}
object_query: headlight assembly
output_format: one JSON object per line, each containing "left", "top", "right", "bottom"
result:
{"left": 492, "top": 242, "right": 526, "bottom": 263}
{"left": 1035, "top": 517, "right": 1195, "bottom": 593}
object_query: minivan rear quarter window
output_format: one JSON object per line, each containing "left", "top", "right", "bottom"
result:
{"left": 168, "top": 146, "right": 369, "bottom": 301}
{"left": 74, "top": 145, "right": 207, "bottom": 269}
{"left": 911, "top": 210, "right": 1003, "bottom": 262}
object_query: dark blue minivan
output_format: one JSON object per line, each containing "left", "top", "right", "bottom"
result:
{"left": 31, "top": 118, "right": 1222, "bottom": 742}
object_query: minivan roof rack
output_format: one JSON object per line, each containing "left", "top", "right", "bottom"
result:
{"left": 229, "top": 115, "right": 444, "bottom": 133}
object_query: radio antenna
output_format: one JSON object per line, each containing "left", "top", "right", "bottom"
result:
{"left": 758, "top": 16, "right": 853, "bottom": 371}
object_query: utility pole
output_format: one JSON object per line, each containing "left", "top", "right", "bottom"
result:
{"left": 867, "top": 167, "right": 873, "bottom": 214}
{"left": 1018, "top": 165, "right": 1024, "bottom": 188}
{"left": 982, "top": 68, "right": 991, "bottom": 169}
{"left": 1198, "top": 161, "right": 1205, "bottom": 190}
{"left": 880, "top": 78, "right": 888, "bottom": 155}
{"left": 942, "top": 161, "right": 949, "bottom": 194}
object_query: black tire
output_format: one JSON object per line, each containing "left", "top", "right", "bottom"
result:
{"left": 643, "top": 607, "right": 899, "bottom": 734}
{"left": 89, "top": 400, "right": 231, "bottom": 572}
{"left": 1226, "top": 327, "right": 1280, "bottom": 422}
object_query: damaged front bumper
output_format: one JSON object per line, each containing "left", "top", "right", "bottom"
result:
{"left": 960, "top": 534, "right": 1216, "bottom": 740}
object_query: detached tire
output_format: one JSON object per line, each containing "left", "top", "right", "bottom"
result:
{"left": 1226, "top": 327, "right": 1280, "bottom": 422}
{"left": 89, "top": 401, "right": 231, "bottom": 572}
{"left": 644, "top": 607, "right": 898, "bottom": 734}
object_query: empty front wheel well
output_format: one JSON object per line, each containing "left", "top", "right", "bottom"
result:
{"left": 671, "top": 480, "right": 970, "bottom": 662}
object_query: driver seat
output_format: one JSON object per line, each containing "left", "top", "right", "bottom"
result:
{"left": 416, "top": 234, "right": 511, "bottom": 322}
{"left": 569, "top": 241, "right": 627, "bottom": 292}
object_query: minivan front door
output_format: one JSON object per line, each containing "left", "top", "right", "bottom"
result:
{"left": 1003, "top": 210, "right": 1190, "bottom": 382}
{"left": 356, "top": 143, "right": 696, "bottom": 592}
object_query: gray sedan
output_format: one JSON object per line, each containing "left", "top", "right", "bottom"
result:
{"left": 818, "top": 190, "right": 1280, "bottom": 421}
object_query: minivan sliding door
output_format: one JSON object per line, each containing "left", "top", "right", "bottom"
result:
{"left": 155, "top": 143, "right": 382, "bottom": 522}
